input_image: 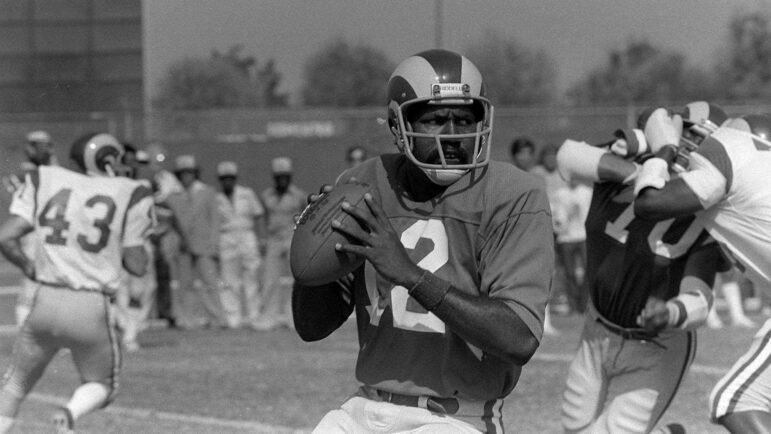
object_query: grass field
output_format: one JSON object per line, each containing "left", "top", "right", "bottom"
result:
{"left": 0, "top": 264, "right": 757, "bottom": 433}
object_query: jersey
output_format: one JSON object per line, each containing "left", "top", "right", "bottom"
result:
{"left": 585, "top": 181, "right": 718, "bottom": 327}
{"left": 681, "top": 126, "right": 771, "bottom": 286}
{"left": 9, "top": 166, "right": 154, "bottom": 295}
{"left": 336, "top": 154, "right": 553, "bottom": 401}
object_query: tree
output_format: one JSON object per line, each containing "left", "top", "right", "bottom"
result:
{"left": 153, "top": 45, "right": 288, "bottom": 109}
{"left": 301, "top": 38, "right": 394, "bottom": 107}
{"left": 717, "top": 11, "right": 771, "bottom": 100}
{"left": 567, "top": 39, "right": 714, "bottom": 105}
{"left": 466, "top": 30, "right": 557, "bottom": 105}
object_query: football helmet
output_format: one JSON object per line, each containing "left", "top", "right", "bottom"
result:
{"left": 69, "top": 133, "right": 125, "bottom": 176}
{"left": 672, "top": 101, "right": 728, "bottom": 173}
{"left": 725, "top": 114, "right": 771, "bottom": 141}
{"left": 386, "top": 49, "right": 493, "bottom": 185}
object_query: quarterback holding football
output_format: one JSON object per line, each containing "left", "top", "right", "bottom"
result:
{"left": 291, "top": 49, "right": 554, "bottom": 433}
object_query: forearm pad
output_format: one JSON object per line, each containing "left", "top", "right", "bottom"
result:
{"left": 610, "top": 128, "right": 648, "bottom": 157}
{"left": 408, "top": 270, "right": 452, "bottom": 311}
{"left": 557, "top": 139, "right": 608, "bottom": 183}
{"left": 666, "top": 286, "right": 712, "bottom": 330}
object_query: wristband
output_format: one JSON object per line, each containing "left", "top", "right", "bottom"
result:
{"left": 408, "top": 270, "right": 452, "bottom": 311}
{"left": 665, "top": 300, "right": 683, "bottom": 328}
{"left": 634, "top": 157, "right": 670, "bottom": 196}
{"left": 611, "top": 129, "right": 648, "bottom": 157}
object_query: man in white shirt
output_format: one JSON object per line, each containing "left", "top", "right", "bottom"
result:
{"left": 216, "top": 161, "right": 267, "bottom": 329}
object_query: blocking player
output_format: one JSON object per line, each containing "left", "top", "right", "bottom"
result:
{"left": 631, "top": 110, "right": 771, "bottom": 434}
{"left": 556, "top": 102, "right": 729, "bottom": 433}
{"left": 0, "top": 133, "right": 154, "bottom": 433}
{"left": 292, "top": 49, "right": 553, "bottom": 433}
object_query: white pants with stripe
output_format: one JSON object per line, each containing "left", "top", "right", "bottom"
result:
{"left": 710, "top": 317, "right": 771, "bottom": 422}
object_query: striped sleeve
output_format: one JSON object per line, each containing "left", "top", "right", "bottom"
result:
{"left": 9, "top": 169, "right": 40, "bottom": 225}
{"left": 122, "top": 184, "right": 155, "bottom": 247}
{"left": 680, "top": 135, "right": 730, "bottom": 209}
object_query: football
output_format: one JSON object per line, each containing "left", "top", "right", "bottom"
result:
{"left": 290, "top": 181, "right": 372, "bottom": 286}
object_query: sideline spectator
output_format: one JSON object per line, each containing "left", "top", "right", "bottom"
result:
{"left": 1, "top": 130, "right": 57, "bottom": 327}
{"left": 252, "top": 157, "right": 307, "bottom": 331}
{"left": 165, "top": 155, "right": 227, "bottom": 329}
{"left": 552, "top": 178, "right": 592, "bottom": 314}
{"left": 345, "top": 145, "right": 369, "bottom": 168}
{"left": 215, "top": 161, "right": 268, "bottom": 329}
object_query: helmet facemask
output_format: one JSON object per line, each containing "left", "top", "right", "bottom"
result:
{"left": 390, "top": 91, "right": 494, "bottom": 186}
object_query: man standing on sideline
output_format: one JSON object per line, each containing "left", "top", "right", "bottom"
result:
{"left": 165, "top": 155, "right": 226, "bottom": 329}
{"left": 293, "top": 49, "right": 552, "bottom": 433}
{"left": 252, "top": 157, "right": 307, "bottom": 331}
{"left": 215, "top": 161, "right": 268, "bottom": 329}
{"left": 1, "top": 130, "right": 58, "bottom": 327}
{"left": 0, "top": 133, "right": 154, "bottom": 433}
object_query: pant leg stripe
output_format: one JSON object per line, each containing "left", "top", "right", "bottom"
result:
{"left": 712, "top": 321, "right": 771, "bottom": 418}
{"left": 650, "top": 330, "right": 696, "bottom": 430}
{"left": 104, "top": 295, "right": 122, "bottom": 404}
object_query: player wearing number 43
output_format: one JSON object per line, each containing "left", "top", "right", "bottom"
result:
{"left": 556, "top": 101, "right": 731, "bottom": 434}
{"left": 0, "top": 133, "right": 155, "bottom": 434}
{"left": 292, "top": 49, "right": 553, "bottom": 433}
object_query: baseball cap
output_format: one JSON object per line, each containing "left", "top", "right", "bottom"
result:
{"left": 27, "top": 130, "right": 51, "bottom": 143}
{"left": 271, "top": 157, "right": 292, "bottom": 174}
{"left": 175, "top": 154, "right": 198, "bottom": 172}
{"left": 217, "top": 161, "right": 238, "bottom": 177}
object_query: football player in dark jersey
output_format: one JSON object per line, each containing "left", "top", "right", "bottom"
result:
{"left": 557, "top": 103, "right": 728, "bottom": 433}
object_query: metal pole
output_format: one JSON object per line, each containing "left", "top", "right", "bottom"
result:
{"left": 434, "top": 0, "right": 443, "bottom": 48}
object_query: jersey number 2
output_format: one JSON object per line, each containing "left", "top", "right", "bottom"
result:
{"left": 366, "top": 219, "right": 448, "bottom": 334}
{"left": 38, "top": 188, "right": 117, "bottom": 253}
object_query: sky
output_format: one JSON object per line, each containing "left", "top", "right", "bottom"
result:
{"left": 143, "top": 0, "right": 770, "bottom": 106}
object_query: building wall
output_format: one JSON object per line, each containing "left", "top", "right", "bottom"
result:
{"left": 0, "top": 0, "right": 142, "bottom": 113}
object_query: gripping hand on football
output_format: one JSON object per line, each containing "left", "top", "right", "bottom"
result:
{"left": 331, "top": 193, "right": 423, "bottom": 287}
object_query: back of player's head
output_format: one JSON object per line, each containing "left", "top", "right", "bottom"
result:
{"left": 69, "top": 132, "right": 125, "bottom": 176}
{"left": 510, "top": 137, "right": 535, "bottom": 157}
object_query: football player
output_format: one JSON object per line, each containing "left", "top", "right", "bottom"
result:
{"left": 631, "top": 110, "right": 771, "bottom": 434}
{"left": 292, "top": 49, "right": 553, "bottom": 433}
{"left": 0, "top": 133, "right": 155, "bottom": 434}
{"left": 556, "top": 101, "right": 729, "bottom": 433}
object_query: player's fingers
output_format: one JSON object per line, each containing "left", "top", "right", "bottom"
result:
{"left": 362, "top": 193, "right": 387, "bottom": 224}
{"left": 331, "top": 218, "right": 370, "bottom": 243}
{"left": 340, "top": 201, "right": 376, "bottom": 231}
{"left": 335, "top": 242, "right": 368, "bottom": 257}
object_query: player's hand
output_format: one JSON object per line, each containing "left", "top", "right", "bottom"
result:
{"left": 331, "top": 193, "right": 422, "bottom": 287}
{"left": 307, "top": 184, "right": 333, "bottom": 205}
{"left": 643, "top": 108, "right": 683, "bottom": 154}
{"left": 636, "top": 296, "right": 669, "bottom": 332}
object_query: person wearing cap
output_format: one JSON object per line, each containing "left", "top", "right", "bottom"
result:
{"left": 252, "top": 157, "right": 307, "bottom": 331}
{"left": 215, "top": 161, "right": 268, "bottom": 328}
{"left": 345, "top": 145, "right": 369, "bottom": 168}
{"left": 164, "top": 155, "right": 227, "bottom": 329}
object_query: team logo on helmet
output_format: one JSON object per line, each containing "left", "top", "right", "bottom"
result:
{"left": 69, "top": 133, "right": 125, "bottom": 177}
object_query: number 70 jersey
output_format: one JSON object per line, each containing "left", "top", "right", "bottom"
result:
{"left": 10, "top": 166, "right": 155, "bottom": 295}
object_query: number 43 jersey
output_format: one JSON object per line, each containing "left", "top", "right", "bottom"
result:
{"left": 10, "top": 166, "right": 154, "bottom": 296}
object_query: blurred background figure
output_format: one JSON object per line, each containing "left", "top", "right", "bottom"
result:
{"left": 2, "top": 130, "right": 57, "bottom": 327}
{"left": 345, "top": 145, "right": 368, "bottom": 168}
{"left": 552, "top": 178, "right": 592, "bottom": 315}
{"left": 113, "top": 143, "right": 156, "bottom": 351}
{"left": 252, "top": 157, "right": 307, "bottom": 331}
{"left": 509, "top": 136, "right": 537, "bottom": 173}
{"left": 165, "top": 155, "right": 227, "bottom": 329}
{"left": 707, "top": 268, "right": 757, "bottom": 329}
{"left": 215, "top": 161, "right": 267, "bottom": 329}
